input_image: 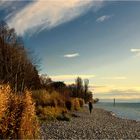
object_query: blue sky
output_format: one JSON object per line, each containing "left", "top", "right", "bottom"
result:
{"left": 0, "top": 1, "right": 140, "bottom": 101}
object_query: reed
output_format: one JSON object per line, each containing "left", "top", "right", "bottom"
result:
{"left": 0, "top": 85, "right": 40, "bottom": 139}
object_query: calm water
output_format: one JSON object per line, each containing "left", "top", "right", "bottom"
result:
{"left": 94, "top": 102, "right": 140, "bottom": 121}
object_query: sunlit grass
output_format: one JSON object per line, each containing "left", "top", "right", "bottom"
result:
{"left": 32, "top": 90, "right": 84, "bottom": 120}
{"left": 0, "top": 85, "right": 40, "bottom": 139}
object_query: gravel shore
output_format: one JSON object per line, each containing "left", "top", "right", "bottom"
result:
{"left": 41, "top": 106, "right": 140, "bottom": 139}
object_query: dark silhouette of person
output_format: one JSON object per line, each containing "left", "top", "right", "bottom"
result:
{"left": 88, "top": 101, "right": 93, "bottom": 114}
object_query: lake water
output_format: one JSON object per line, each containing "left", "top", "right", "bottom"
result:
{"left": 94, "top": 102, "right": 140, "bottom": 121}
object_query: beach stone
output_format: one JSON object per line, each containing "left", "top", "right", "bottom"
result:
{"left": 41, "top": 107, "right": 140, "bottom": 139}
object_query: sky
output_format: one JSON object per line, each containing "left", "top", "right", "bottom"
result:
{"left": 0, "top": 0, "right": 140, "bottom": 102}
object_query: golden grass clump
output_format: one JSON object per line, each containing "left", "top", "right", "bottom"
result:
{"left": 32, "top": 90, "right": 65, "bottom": 108}
{"left": 32, "top": 90, "right": 67, "bottom": 120}
{"left": 65, "top": 98, "right": 85, "bottom": 111}
{"left": 18, "top": 90, "right": 40, "bottom": 139}
{"left": 71, "top": 98, "right": 81, "bottom": 111}
{"left": 49, "top": 92, "right": 65, "bottom": 107}
{"left": 32, "top": 90, "right": 84, "bottom": 121}
{"left": 0, "top": 85, "right": 10, "bottom": 119}
{"left": 0, "top": 85, "right": 40, "bottom": 139}
{"left": 32, "top": 90, "right": 51, "bottom": 107}
{"left": 78, "top": 98, "right": 85, "bottom": 107}
{"left": 37, "top": 106, "right": 67, "bottom": 120}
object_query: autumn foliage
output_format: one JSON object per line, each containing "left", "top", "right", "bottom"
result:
{"left": 0, "top": 21, "right": 93, "bottom": 138}
{"left": 0, "top": 21, "right": 40, "bottom": 92}
{"left": 0, "top": 85, "right": 40, "bottom": 139}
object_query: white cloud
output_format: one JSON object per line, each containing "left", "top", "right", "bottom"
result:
{"left": 6, "top": 0, "right": 104, "bottom": 35}
{"left": 130, "top": 48, "right": 140, "bottom": 57}
{"left": 94, "top": 89, "right": 140, "bottom": 100}
{"left": 92, "top": 85, "right": 140, "bottom": 101}
{"left": 64, "top": 53, "right": 79, "bottom": 58}
{"left": 0, "top": 1, "right": 10, "bottom": 6}
{"left": 96, "top": 15, "right": 112, "bottom": 22}
{"left": 130, "top": 49, "right": 140, "bottom": 52}
{"left": 0, "top": 1, "right": 15, "bottom": 10}
{"left": 50, "top": 74, "right": 95, "bottom": 81}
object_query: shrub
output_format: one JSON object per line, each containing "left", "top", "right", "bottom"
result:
{"left": 78, "top": 98, "right": 85, "bottom": 107}
{"left": 0, "top": 85, "right": 40, "bottom": 139}
{"left": 32, "top": 90, "right": 84, "bottom": 121}
{"left": 65, "top": 100, "right": 72, "bottom": 111}
{"left": 65, "top": 98, "right": 83, "bottom": 111}
{"left": 32, "top": 90, "right": 51, "bottom": 107}
{"left": 32, "top": 90, "right": 65, "bottom": 108}
{"left": 0, "top": 85, "right": 9, "bottom": 119}
{"left": 19, "top": 90, "right": 40, "bottom": 139}
{"left": 32, "top": 90, "right": 68, "bottom": 120}
{"left": 50, "top": 92, "right": 65, "bottom": 108}
{"left": 37, "top": 106, "right": 67, "bottom": 121}
{"left": 71, "top": 98, "right": 80, "bottom": 111}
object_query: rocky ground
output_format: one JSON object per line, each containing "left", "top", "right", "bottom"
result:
{"left": 41, "top": 107, "right": 140, "bottom": 139}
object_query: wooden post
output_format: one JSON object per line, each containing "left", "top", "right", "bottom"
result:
{"left": 113, "top": 98, "right": 115, "bottom": 107}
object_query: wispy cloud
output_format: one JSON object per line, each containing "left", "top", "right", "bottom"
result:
{"left": 130, "top": 48, "right": 140, "bottom": 57}
{"left": 64, "top": 53, "right": 79, "bottom": 58}
{"left": 130, "top": 49, "right": 140, "bottom": 52}
{"left": 100, "top": 76, "right": 127, "bottom": 80}
{"left": 5, "top": 0, "right": 104, "bottom": 35}
{"left": 96, "top": 15, "right": 112, "bottom": 22}
{"left": 92, "top": 85, "right": 140, "bottom": 100}
{"left": 50, "top": 74, "right": 95, "bottom": 81}
{"left": 95, "top": 89, "right": 140, "bottom": 100}
{"left": 0, "top": 1, "right": 13, "bottom": 7}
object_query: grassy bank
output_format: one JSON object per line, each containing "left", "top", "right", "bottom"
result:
{"left": 32, "top": 89, "right": 84, "bottom": 121}
{"left": 0, "top": 85, "right": 40, "bottom": 139}
{"left": 0, "top": 85, "right": 85, "bottom": 139}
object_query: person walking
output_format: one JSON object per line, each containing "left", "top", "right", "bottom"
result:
{"left": 88, "top": 101, "right": 93, "bottom": 114}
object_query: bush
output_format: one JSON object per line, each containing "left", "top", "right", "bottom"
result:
{"left": 0, "top": 85, "right": 40, "bottom": 139}
{"left": 32, "top": 90, "right": 51, "bottom": 107}
{"left": 32, "top": 90, "right": 68, "bottom": 120}
{"left": 32, "top": 90, "right": 84, "bottom": 121}
{"left": 37, "top": 106, "right": 67, "bottom": 121}
{"left": 19, "top": 90, "right": 40, "bottom": 139}
{"left": 65, "top": 98, "right": 83, "bottom": 111}
{"left": 78, "top": 98, "right": 85, "bottom": 107}
{"left": 71, "top": 98, "right": 80, "bottom": 111}
{"left": 50, "top": 92, "right": 65, "bottom": 108}
{"left": 65, "top": 100, "right": 72, "bottom": 111}
{"left": 0, "top": 85, "right": 9, "bottom": 119}
{"left": 32, "top": 90, "right": 65, "bottom": 108}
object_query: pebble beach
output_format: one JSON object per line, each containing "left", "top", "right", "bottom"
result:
{"left": 42, "top": 107, "right": 140, "bottom": 139}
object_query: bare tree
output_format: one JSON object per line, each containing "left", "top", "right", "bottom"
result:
{"left": 0, "top": 21, "right": 41, "bottom": 92}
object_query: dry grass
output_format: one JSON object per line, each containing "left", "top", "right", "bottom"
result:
{"left": 65, "top": 98, "right": 84, "bottom": 111}
{"left": 32, "top": 90, "right": 84, "bottom": 121}
{"left": 0, "top": 85, "right": 40, "bottom": 139}
{"left": 37, "top": 106, "right": 67, "bottom": 120}
{"left": 0, "top": 85, "right": 10, "bottom": 119}
{"left": 0, "top": 85, "right": 85, "bottom": 138}
{"left": 32, "top": 90, "right": 65, "bottom": 108}
{"left": 18, "top": 90, "right": 40, "bottom": 139}
{"left": 78, "top": 98, "right": 85, "bottom": 107}
{"left": 32, "top": 90, "right": 67, "bottom": 120}
{"left": 71, "top": 98, "right": 81, "bottom": 111}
